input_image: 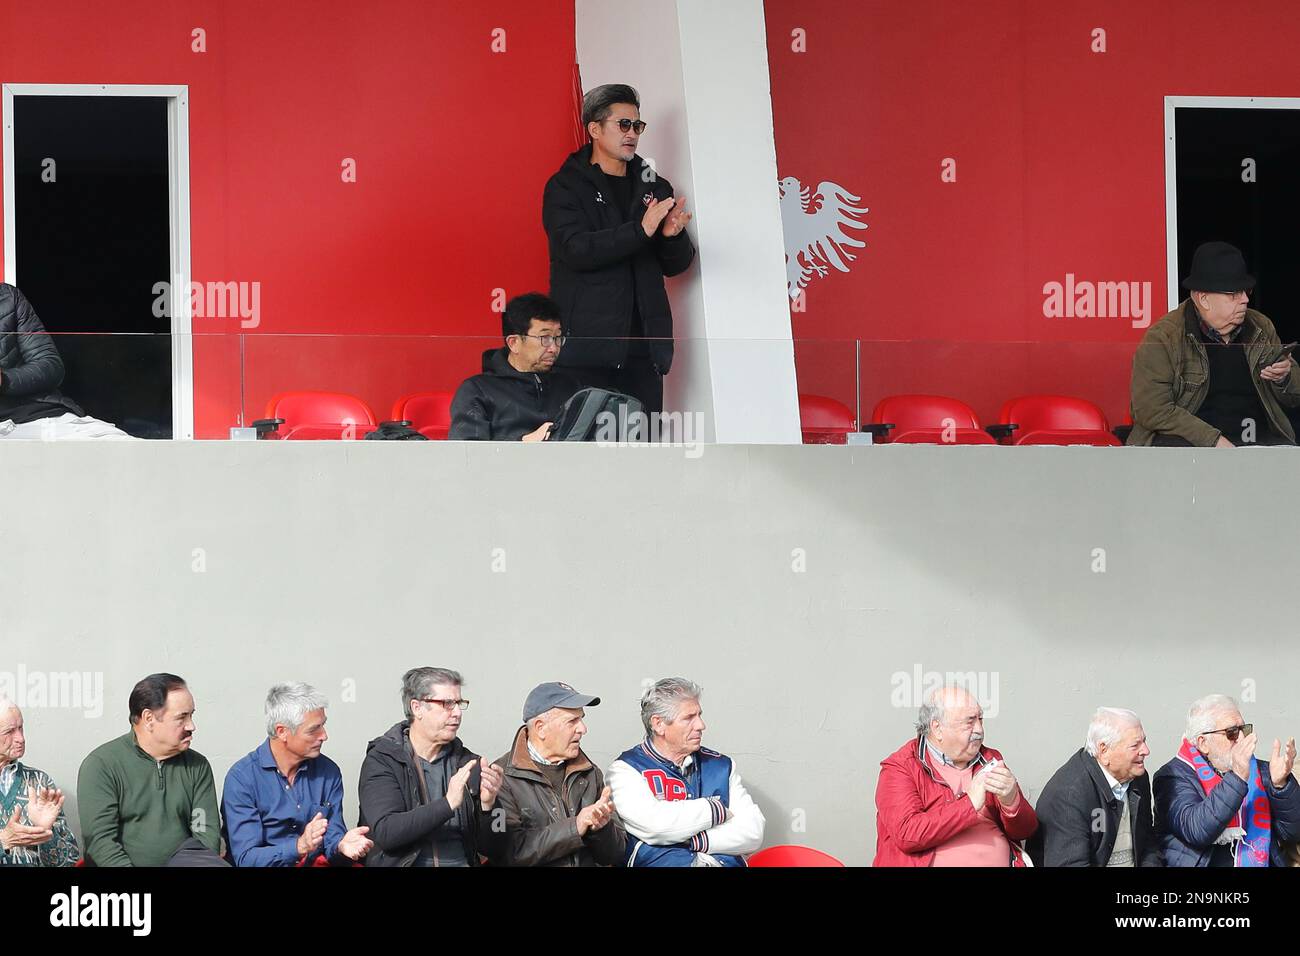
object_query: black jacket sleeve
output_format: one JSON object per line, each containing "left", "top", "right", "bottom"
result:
{"left": 654, "top": 230, "right": 696, "bottom": 278}
{"left": 0, "top": 287, "right": 65, "bottom": 397}
{"left": 448, "top": 380, "right": 492, "bottom": 441}
{"left": 1035, "top": 777, "right": 1097, "bottom": 867}
{"left": 357, "top": 752, "right": 456, "bottom": 854}
{"left": 543, "top": 176, "right": 651, "bottom": 272}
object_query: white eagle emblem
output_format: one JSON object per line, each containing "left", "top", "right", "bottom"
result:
{"left": 778, "top": 176, "right": 868, "bottom": 299}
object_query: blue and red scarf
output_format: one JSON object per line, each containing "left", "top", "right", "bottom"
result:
{"left": 1175, "top": 737, "right": 1271, "bottom": 867}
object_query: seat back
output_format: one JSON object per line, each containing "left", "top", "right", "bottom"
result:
{"left": 747, "top": 844, "right": 845, "bottom": 867}
{"left": 871, "top": 394, "right": 982, "bottom": 439}
{"left": 798, "top": 394, "right": 855, "bottom": 444}
{"left": 265, "top": 391, "right": 377, "bottom": 440}
{"left": 392, "top": 391, "right": 455, "bottom": 441}
{"left": 998, "top": 394, "right": 1109, "bottom": 433}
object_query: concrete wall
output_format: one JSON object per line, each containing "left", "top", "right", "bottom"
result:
{"left": 4, "top": 441, "right": 1297, "bottom": 866}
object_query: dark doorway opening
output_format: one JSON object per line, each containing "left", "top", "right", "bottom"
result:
{"left": 1174, "top": 106, "right": 1300, "bottom": 346}
{"left": 13, "top": 94, "right": 172, "bottom": 438}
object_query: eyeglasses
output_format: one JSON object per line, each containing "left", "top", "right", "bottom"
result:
{"left": 522, "top": 333, "right": 566, "bottom": 348}
{"left": 605, "top": 118, "right": 647, "bottom": 134}
{"left": 1204, "top": 723, "right": 1252, "bottom": 742}
{"left": 418, "top": 698, "right": 469, "bottom": 711}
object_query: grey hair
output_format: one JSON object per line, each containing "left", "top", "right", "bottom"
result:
{"left": 582, "top": 83, "right": 640, "bottom": 130}
{"left": 914, "top": 684, "right": 977, "bottom": 736}
{"left": 265, "top": 682, "right": 329, "bottom": 737}
{"left": 1186, "top": 694, "right": 1239, "bottom": 741}
{"left": 401, "top": 667, "right": 463, "bottom": 721}
{"left": 1084, "top": 707, "right": 1141, "bottom": 755}
{"left": 641, "top": 677, "right": 702, "bottom": 737}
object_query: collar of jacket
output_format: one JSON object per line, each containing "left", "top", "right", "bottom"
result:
{"left": 369, "top": 720, "right": 465, "bottom": 767}
{"left": 1076, "top": 747, "right": 1142, "bottom": 810}
{"left": 567, "top": 142, "right": 649, "bottom": 190}
{"left": 505, "top": 724, "right": 592, "bottom": 779}
{"left": 1183, "top": 298, "right": 1260, "bottom": 345}
{"left": 487, "top": 346, "right": 547, "bottom": 384}
{"left": 914, "top": 734, "right": 992, "bottom": 780}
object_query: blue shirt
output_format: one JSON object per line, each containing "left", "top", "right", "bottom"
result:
{"left": 221, "top": 739, "right": 348, "bottom": 867}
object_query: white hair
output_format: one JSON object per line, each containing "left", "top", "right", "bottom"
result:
{"left": 1185, "top": 694, "right": 1239, "bottom": 741}
{"left": 1084, "top": 707, "right": 1141, "bottom": 755}
{"left": 640, "top": 678, "right": 702, "bottom": 737}
{"left": 265, "top": 682, "right": 329, "bottom": 737}
{"left": 914, "top": 684, "right": 977, "bottom": 736}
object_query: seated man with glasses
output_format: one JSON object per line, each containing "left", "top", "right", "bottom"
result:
{"left": 1154, "top": 694, "right": 1300, "bottom": 867}
{"left": 357, "top": 667, "right": 504, "bottom": 867}
{"left": 448, "top": 292, "right": 582, "bottom": 441}
{"left": 1129, "top": 241, "right": 1300, "bottom": 446}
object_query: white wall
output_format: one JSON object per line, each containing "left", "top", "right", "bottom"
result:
{"left": 574, "top": 0, "right": 801, "bottom": 443}
{"left": 5, "top": 441, "right": 1299, "bottom": 866}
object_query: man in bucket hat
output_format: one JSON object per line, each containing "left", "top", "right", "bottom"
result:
{"left": 487, "top": 682, "right": 625, "bottom": 867}
{"left": 1129, "top": 241, "right": 1300, "bottom": 446}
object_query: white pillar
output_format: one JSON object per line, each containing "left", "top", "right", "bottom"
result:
{"left": 575, "top": 0, "right": 801, "bottom": 443}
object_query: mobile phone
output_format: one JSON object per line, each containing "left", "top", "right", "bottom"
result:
{"left": 1264, "top": 342, "right": 1297, "bottom": 366}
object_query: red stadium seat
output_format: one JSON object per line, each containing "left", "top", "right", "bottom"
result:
{"left": 994, "top": 394, "right": 1120, "bottom": 446}
{"left": 747, "top": 844, "right": 845, "bottom": 867}
{"left": 867, "top": 394, "right": 996, "bottom": 445}
{"left": 254, "top": 391, "right": 378, "bottom": 440}
{"left": 798, "top": 394, "right": 855, "bottom": 444}
{"left": 391, "top": 392, "right": 454, "bottom": 440}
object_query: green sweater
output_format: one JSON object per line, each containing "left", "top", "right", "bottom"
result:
{"left": 77, "top": 732, "right": 220, "bottom": 867}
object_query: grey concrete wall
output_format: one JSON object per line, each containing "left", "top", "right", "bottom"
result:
{"left": 3, "top": 441, "right": 1297, "bottom": 866}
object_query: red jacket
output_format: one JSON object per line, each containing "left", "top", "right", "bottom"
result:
{"left": 874, "top": 737, "right": 1038, "bottom": 867}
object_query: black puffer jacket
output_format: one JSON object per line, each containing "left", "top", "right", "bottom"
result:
{"left": 0, "top": 284, "right": 83, "bottom": 414}
{"left": 448, "top": 347, "right": 582, "bottom": 441}
{"left": 356, "top": 721, "right": 501, "bottom": 867}
{"left": 542, "top": 144, "right": 695, "bottom": 373}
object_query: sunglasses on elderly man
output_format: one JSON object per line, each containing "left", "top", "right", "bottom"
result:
{"left": 1204, "top": 723, "right": 1253, "bottom": 742}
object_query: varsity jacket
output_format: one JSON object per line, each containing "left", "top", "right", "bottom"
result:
{"left": 607, "top": 738, "right": 765, "bottom": 867}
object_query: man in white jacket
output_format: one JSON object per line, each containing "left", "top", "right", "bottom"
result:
{"left": 607, "top": 678, "right": 764, "bottom": 866}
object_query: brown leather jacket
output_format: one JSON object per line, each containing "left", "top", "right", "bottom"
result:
{"left": 489, "top": 726, "right": 626, "bottom": 867}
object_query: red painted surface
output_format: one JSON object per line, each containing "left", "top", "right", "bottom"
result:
{"left": 0, "top": 0, "right": 576, "bottom": 436}
{"left": 765, "top": 0, "right": 1300, "bottom": 424}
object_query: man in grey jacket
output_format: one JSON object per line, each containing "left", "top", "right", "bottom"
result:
{"left": 489, "top": 682, "right": 624, "bottom": 867}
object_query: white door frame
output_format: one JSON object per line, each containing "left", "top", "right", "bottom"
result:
{"left": 2, "top": 83, "right": 193, "bottom": 439}
{"left": 1164, "top": 95, "right": 1300, "bottom": 313}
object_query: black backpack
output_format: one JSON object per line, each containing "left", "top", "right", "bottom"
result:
{"left": 547, "top": 387, "right": 646, "bottom": 442}
{"left": 364, "top": 421, "right": 430, "bottom": 441}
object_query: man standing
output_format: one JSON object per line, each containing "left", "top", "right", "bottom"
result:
{"left": 607, "top": 678, "right": 764, "bottom": 866}
{"left": 1154, "top": 694, "right": 1300, "bottom": 866}
{"left": 77, "top": 673, "right": 225, "bottom": 866}
{"left": 489, "top": 682, "right": 625, "bottom": 866}
{"left": 222, "top": 682, "right": 373, "bottom": 866}
{"left": 543, "top": 84, "right": 695, "bottom": 416}
{"left": 448, "top": 293, "right": 582, "bottom": 441}
{"left": 1129, "top": 241, "right": 1300, "bottom": 446}
{"left": 1029, "top": 707, "right": 1162, "bottom": 866}
{"left": 874, "top": 684, "right": 1037, "bottom": 866}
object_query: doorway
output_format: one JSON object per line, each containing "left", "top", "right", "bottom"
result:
{"left": 3, "top": 84, "right": 192, "bottom": 438}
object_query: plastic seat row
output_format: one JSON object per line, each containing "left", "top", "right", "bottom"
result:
{"left": 799, "top": 393, "right": 1125, "bottom": 446}
{"left": 253, "top": 391, "right": 453, "bottom": 440}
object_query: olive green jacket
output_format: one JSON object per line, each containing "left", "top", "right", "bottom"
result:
{"left": 1128, "top": 300, "right": 1300, "bottom": 446}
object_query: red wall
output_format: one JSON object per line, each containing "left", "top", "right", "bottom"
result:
{"left": 765, "top": 0, "right": 1300, "bottom": 426}
{"left": 0, "top": 0, "right": 576, "bottom": 436}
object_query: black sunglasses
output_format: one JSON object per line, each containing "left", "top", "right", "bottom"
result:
{"left": 605, "top": 118, "right": 647, "bottom": 134}
{"left": 1204, "top": 723, "right": 1253, "bottom": 743}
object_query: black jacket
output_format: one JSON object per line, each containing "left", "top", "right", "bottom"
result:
{"left": 448, "top": 347, "right": 582, "bottom": 440}
{"left": 0, "top": 284, "right": 83, "bottom": 414}
{"left": 489, "top": 725, "right": 626, "bottom": 867}
{"left": 1027, "top": 748, "right": 1162, "bottom": 867}
{"left": 542, "top": 144, "right": 695, "bottom": 373}
{"left": 356, "top": 721, "right": 500, "bottom": 867}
